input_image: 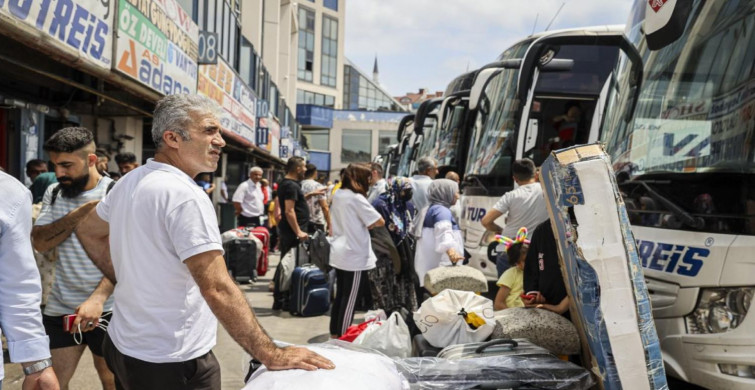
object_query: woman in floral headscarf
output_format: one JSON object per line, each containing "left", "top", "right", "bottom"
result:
{"left": 368, "top": 177, "right": 419, "bottom": 312}
{"left": 372, "top": 177, "right": 416, "bottom": 244}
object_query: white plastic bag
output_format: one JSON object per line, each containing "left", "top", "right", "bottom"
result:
{"left": 353, "top": 312, "right": 412, "bottom": 358}
{"left": 413, "top": 289, "right": 496, "bottom": 348}
{"left": 364, "top": 309, "right": 387, "bottom": 323}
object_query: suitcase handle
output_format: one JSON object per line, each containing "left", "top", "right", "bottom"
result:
{"left": 474, "top": 338, "right": 518, "bottom": 354}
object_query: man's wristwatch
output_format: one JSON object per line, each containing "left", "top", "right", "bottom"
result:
{"left": 23, "top": 358, "right": 53, "bottom": 375}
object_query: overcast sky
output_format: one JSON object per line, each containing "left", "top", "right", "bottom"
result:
{"left": 344, "top": 0, "right": 634, "bottom": 97}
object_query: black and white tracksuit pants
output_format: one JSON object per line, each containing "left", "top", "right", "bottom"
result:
{"left": 330, "top": 268, "right": 365, "bottom": 336}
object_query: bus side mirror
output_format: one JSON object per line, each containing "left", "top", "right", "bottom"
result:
{"left": 644, "top": 1, "right": 692, "bottom": 50}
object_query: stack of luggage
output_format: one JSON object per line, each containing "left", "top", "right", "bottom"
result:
{"left": 280, "top": 242, "right": 330, "bottom": 317}
{"left": 222, "top": 227, "right": 262, "bottom": 284}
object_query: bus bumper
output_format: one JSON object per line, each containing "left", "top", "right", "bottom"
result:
{"left": 658, "top": 317, "right": 755, "bottom": 389}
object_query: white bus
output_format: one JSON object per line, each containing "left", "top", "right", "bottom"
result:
{"left": 600, "top": 1, "right": 755, "bottom": 388}
{"left": 459, "top": 26, "right": 642, "bottom": 281}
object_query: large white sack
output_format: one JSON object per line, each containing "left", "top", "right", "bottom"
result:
{"left": 413, "top": 289, "right": 495, "bottom": 348}
{"left": 242, "top": 341, "right": 408, "bottom": 390}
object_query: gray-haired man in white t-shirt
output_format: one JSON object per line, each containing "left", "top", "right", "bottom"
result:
{"left": 77, "top": 94, "right": 334, "bottom": 389}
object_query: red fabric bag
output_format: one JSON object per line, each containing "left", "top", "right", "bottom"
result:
{"left": 338, "top": 319, "right": 376, "bottom": 342}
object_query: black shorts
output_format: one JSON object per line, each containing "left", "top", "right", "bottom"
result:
{"left": 43, "top": 312, "right": 112, "bottom": 356}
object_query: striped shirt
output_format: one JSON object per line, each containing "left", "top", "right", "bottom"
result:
{"left": 35, "top": 177, "right": 114, "bottom": 316}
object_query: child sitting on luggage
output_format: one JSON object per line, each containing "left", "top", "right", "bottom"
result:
{"left": 493, "top": 228, "right": 529, "bottom": 310}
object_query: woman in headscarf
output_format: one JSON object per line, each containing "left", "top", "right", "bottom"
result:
{"left": 413, "top": 179, "right": 465, "bottom": 290}
{"left": 369, "top": 177, "right": 419, "bottom": 313}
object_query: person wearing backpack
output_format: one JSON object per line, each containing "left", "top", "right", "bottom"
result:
{"left": 31, "top": 127, "right": 116, "bottom": 390}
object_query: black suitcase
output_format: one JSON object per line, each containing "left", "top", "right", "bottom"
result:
{"left": 399, "top": 338, "right": 595, "bottom": 390}
{"left": 224, "top": 238, "right": 257, "bottom": 283}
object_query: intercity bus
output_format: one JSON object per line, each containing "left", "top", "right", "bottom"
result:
{"left": 458, "top": 26, "right": 642, "bottom": 282}
{"left": 599, "top": 1, "right": 755, "bottom": 388}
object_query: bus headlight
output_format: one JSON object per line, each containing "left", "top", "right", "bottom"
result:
{"left": 686, "top": 288, "right": 753, "bottom": 334}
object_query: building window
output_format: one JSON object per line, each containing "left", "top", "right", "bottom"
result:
{"left": 324, "top": 0, "right": 338, "bottom": 11}
{"left": 378, "top": 130, "right": 394, "bottom": 154}
{"left": 176, "top": 0, "right": 196, "bottom": 21}
{"left": 342, "top": 130, "right": 371, "bottom": 163}
{"left": 297, "top": 7, "right": 315, "bottom": 82}
{"left": 239, "top": 38, "right": 258, "bottom": 91}
{"left": 205, "top": 0, "right": 215, "bottom": 31}
{"left": 304, "top": 130, "right": 329, "bottom": 150}
{"left": 321, "top": 16, "right": 338, "bottom": 87}
{"left": 297, "top": 89, "right": 335, "bottom": 108}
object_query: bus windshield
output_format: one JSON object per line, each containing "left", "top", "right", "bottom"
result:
{"left": 465, "top": 68, "right": 519, "bottom": 182}
{"left": 437, "top": 98, "right": 468, "bottom": 168}
{"left": 602, "top": 1, "right": 755, "bottom": 234}
{"left": 415, "top": 117, "right": 439, "bottom": 163}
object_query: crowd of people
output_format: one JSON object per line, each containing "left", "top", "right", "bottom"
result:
{"left": 0, "top": 93, "right": 569, "bottom": 389}
{"left": 260, "top": 149, "right": 569, "bottom": 342}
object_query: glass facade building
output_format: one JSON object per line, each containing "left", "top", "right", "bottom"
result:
{"left": 343, "top": 60, "right": 403, "bottom": 111}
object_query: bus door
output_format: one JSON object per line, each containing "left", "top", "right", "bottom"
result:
{"left": 516, "top": 33, "right": 643, "bottom": 165}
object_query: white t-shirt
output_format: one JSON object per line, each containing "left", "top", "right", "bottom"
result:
{"left": 366, "top": 178, "right": 387, "bottom": 204}
{"left": 492, "top": 182, "right": 549, "bottom": 239}
{"left": 232, "top": 179, "right": 264, "bottom": 217}
{"left": 329, "top": 189, "right": 382, "bottom": 271}
{"left": 410, "top": 175, "right": 433, "bottom": 212}
{"left": 96, "top": 159, "right": 223, "bottom": 363}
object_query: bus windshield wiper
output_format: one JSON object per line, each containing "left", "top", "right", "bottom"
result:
{"left": 619, "top": 180, "right": 705, "bottom": 229}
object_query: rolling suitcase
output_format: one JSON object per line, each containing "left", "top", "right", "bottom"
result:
{"left": 251, "top": 226, "right": 270, "bottom": 276}
{"left": 437, "top": 338, "right": 551, "bottom": 360}
{"left": 289, "top": 263, "right": 330, "bottom": 317}
{"left": 400, "top": 338, "right": 595, "bottom": 390}
{"left": 224, "top": 235, "right": 258, "bottom": 284}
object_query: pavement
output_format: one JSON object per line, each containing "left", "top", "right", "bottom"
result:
{"left": 2, "top": 253, "right": 350, "bottom": 390}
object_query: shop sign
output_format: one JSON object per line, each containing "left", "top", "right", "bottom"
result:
{"left": 198, "top": 57, "right": 256, "bottom": 144}
{"left": 0, "top": 0, "right": 114, "bottom": 69}
{"left": 257, "top": 99, "right": 269, "bottom": 118}
{"left": 114, "top": 0, "right": 198, "bottom": 94}
{"left": 197, "top": 31, "right": 217, "bottom": 64}
{"left": 256, "top": 126, "right": 269, "bottom": 146}
{"left": 279, "top": 137, "right": 291, "bottom": 159}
